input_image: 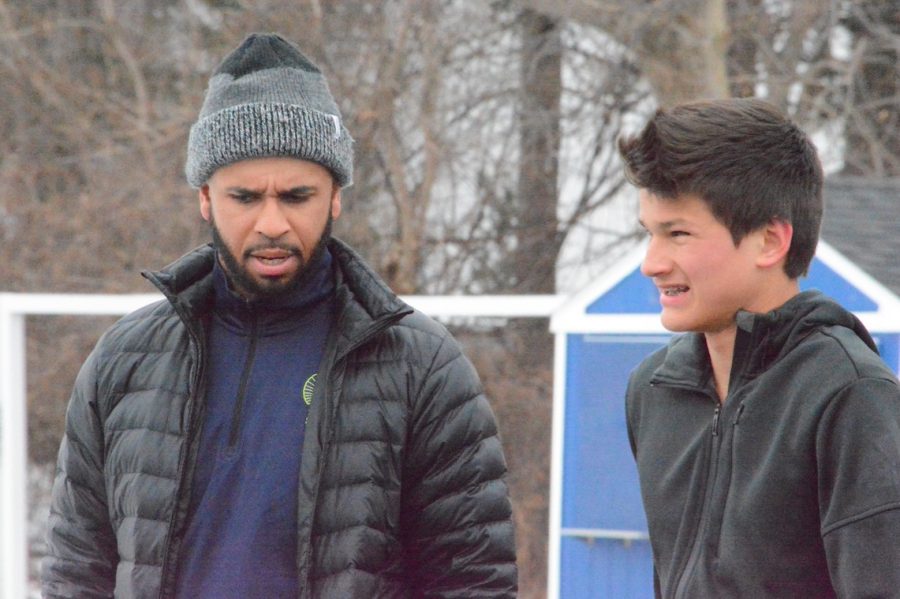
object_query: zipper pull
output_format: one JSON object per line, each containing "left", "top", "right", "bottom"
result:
{"left": 712, "top": 405, "right": 721, "bottom": 437}
{"left": 733, "top": 403, "right": 745, "bottom": 426}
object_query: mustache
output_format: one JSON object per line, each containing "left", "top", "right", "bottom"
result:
{"left": 242, "top": 241, "right": 302, "bottom": 259}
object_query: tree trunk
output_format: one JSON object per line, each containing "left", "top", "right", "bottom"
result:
{"left": 519, "top": 0, "right": 731, "bottom": 104}
{"left": 515, "top": 9, "right": 562, "bottom": 294}
{"left": 842, "top": 0, "right": 900, "bottom": 177}
{"left": 633, "top": 0, "right": 731, "bottom": 103}
{"left": 726, "top": 0, "right": 760, "bottom": 98}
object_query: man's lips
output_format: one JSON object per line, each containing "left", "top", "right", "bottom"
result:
{"left": 246, "top": 247, "right": 300, "bottom": 277}
{"left": 252, "top": 252, "right": 291, "bottom": 264}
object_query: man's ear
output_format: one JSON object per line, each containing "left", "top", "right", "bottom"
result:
{"left": 756, "top": 219, "right": 793, "bottom": 269}
{"left": 331, "top": 187, "right": 342, "bottom": 220}
{"left": 199, "top": 185, "right": 212, "bottom": 222}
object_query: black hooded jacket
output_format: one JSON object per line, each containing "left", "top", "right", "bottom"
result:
{"left": 626, "top": 290, "right": 900, "bottom": 598}
{"left": 42, "top": 239, "right": 517, "bottom": 598}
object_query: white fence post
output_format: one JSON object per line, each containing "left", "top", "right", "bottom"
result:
{"left": 0, "top": 291, "right": 563, "bottom": 599}
{"left": 0, "top": 293, "right": 28, "bottom": 599}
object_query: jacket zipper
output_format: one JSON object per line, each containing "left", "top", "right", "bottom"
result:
{"left": 672, "top": 400, "right": 722, "bottom": 599}
{"left": 157, "top": 319, "right": 207, "bottom": 598}
{"left": 228, "top": 314, "right": 259, "bottom": 450}
{"left": 295, "top": 312, "right": 407, "bottom": 599}
{"left": 159, "top": 307, "right": 261, "bottom": 595}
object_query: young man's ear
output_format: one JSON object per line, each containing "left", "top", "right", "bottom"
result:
{"left": 756, "top": 219, "right": 793, "bottom": 269}
{"left": 199, "top": 185, "right": 212, "bottom": 222}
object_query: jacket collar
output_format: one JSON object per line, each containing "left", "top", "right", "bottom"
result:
{"left": 142, "top": 243, "right": 217, "bottom": 320}
{"left": 142, "top": 238, "right": 413, "bottom": 350}
{"left": 209, "top": 247, "right": 336, "bottom": 334}
{"left": 651, "top": 290, "right": 877, "bottom": 389}
{"left": 327, "top": 238, "right": 413, "bottom": 358}
{"left": 649, "top": 332, "right": 712, "bottom": 390}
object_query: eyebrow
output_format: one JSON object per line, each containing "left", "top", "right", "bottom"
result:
{"left": 225, "top": 185, "right": 318, "bottom": 199}
{"left": 638, "top": 218, "right": 689, "bottom": 230}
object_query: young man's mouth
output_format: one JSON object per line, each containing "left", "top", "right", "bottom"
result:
{"left": 662, "top": 285, "right": 690, "bottom": 296}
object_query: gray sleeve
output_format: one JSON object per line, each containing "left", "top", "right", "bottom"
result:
{"left": 42, "top": 347, "right": 118, "bottom": 599}
{"left": 818, "top": 376, "right": 900, "bottom": 598}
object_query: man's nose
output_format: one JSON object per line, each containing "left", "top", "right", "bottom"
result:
{"left": 640, "top": 237, "right": 671, "bottom": 278}
{"left": 255, "top": 198, "right": 290, "bottom": 239}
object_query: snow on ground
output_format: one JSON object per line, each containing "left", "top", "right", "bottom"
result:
{"left": 28, "top": 462, "right": 54, "bottom": 598}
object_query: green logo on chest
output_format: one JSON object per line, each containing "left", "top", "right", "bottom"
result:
{"left": 302, "top": 374, "right": 317, "bottom": 405}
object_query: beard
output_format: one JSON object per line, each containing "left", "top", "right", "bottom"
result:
{"left": 209, "top": 214, "right": 333, "bottom": 302}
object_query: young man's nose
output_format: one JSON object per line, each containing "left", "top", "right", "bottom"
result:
{"left": 254, "top": 198, "right": 291, "bottom": 239}
{"left": 640, "top": 238, "right": 671, "bottom": 277}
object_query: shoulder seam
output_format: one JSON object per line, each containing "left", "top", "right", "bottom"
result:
{"left": 821, "top": 501, "right": 900, "bottom": 536}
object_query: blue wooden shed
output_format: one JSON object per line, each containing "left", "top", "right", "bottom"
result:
{"left": 546, "top": 238, "right": 900, "bottom": 598}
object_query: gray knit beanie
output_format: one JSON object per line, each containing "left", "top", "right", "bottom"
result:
{"left": 185, "top": 33, "right": 353, "bottom": 188}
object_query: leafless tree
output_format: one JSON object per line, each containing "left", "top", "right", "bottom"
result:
{"left": 7, "top": 1, "right": 895, "bottom": 595}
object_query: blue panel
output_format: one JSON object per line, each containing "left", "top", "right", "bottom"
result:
{"left": 872, "top": 334, "right": 900, "bottom": 376}
{"left": 799, "top": 257, "right": 878, "bottom": 311}
{"left": 560, "top": 334, "right": 667, "bottom": 597}
{"left": 584, "top": 256, "right": 881, "bottom": 315}
{"left": 560, "top": 537, "right": 654, "bottom": 598}
{"left": 586, "top": 269, "right": 660, "bottom": 314}
{"left": 562, "top": 335, "right": 668, "bottom": 530}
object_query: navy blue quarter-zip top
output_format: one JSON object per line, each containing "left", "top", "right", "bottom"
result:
{"left": 174, "top": 249, "right": 336, "bottom": 599}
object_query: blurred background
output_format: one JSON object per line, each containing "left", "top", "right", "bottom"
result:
{"left": 1, "top": 0, "right": 898, "bottom": 596}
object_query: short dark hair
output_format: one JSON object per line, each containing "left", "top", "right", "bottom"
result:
{"left": 618, "top": 98, "right": 823, "bottom": 278}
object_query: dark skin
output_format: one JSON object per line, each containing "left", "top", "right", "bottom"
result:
{"left": 198, "top": 157, "right": 342, "bottom": 301}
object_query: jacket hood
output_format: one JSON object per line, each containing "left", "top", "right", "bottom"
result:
{"left": 736, "top": 290, "right": 877, "bottom": 371}
{"left": 653, "top": 290, "right": 878, "bottom": 388}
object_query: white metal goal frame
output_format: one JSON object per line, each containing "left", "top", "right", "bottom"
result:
{"left": 0, "top": 291, "right": 562, "bottom": 599}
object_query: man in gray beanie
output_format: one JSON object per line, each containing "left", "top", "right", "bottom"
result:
{"left": 42, "top": 33, "right": 517, "bottom": 598}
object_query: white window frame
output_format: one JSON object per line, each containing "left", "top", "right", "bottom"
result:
{"left": 0, "top": 291, "right": 561, "bottom": 599}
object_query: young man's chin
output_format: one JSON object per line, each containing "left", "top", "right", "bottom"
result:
{"left": 659, "top": 311, "right": 688, "bottom": 333}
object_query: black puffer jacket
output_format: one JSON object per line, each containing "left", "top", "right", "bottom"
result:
{"left": 42, "top": 239, "right": 518, "bottom": 598}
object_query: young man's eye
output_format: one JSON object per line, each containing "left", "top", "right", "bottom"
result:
{"left": 670, "top": 230, "right": 689, "bottom": 238}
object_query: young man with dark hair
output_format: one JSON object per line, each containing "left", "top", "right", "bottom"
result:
{"left": 41, "top": 33, "right": 517, "bottom": 598}
{"left": 619, "top": 98, "right": 900, "bottom": 597}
